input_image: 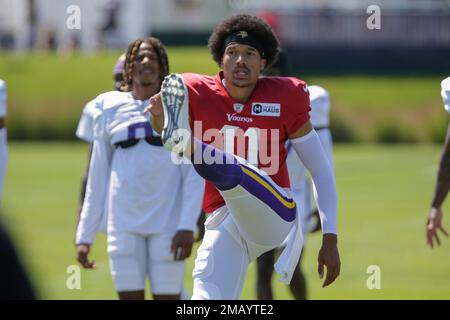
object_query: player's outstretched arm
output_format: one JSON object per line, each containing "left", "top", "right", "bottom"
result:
{"left": 289, "top": 121, "right": 340, "bottom": 287}
{"left": 427, "top": 124, "right": 450, "bottom": 248}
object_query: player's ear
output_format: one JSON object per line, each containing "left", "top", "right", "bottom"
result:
{"left": 260, "top": 59, "right": 267, "bottom": 72}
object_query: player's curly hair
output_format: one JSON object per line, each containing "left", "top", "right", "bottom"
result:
{"left": 208, "top": 14, "right": 280, "bottom": 69}
{"left": 121, "top": 37, "right": 169, "bottom": 92}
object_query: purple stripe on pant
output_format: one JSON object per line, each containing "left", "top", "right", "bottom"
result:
{"left": 191, "top": 139, "right": 297, "bottom": 222}
{"left": 240, "top": 165, "right": 297, "bottom": 205}
{"left": 239, "top": 176, "right": 296, "bottom": 222}
{"left": 191, "top": 139, "right": 242, "bottom": 191}
{"left": 239, "top": 166, "right": 297, "bottom": 222}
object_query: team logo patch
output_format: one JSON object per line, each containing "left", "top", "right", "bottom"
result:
{"left": 233, "top": 103, "right": 244, "bottom": 113}
{"left": 251, "top": 103, "right": 281, "bottom": 117}
{"left": 226, "top": 113, "right": 253, "bottom": 123}
{"left": 238, "top": 31, "right": 248, "bottom": 38}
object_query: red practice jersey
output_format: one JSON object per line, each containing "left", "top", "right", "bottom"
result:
{"left": 183, "top": 72, "right": 311, "bottom": 213}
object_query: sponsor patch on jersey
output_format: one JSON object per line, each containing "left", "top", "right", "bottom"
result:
{"left": 251, "top": 103, "right": 281, "bottom": 117}
{"left": 233, "top": 103, "right": 244, "bottom": 113}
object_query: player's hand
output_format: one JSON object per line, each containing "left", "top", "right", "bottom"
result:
{"left": 146, "top": 93, "right": 163, "bottom": 116}
{"left": 318, "top": 234, "right": 340, "bottom": 288}
{"left": 426, "top": 207, "right": 449, "bottom": 248}
{"left": 144, "top": 93, "right": 164, "bottom": 134}
{"left": 76, "top": 244, "right": 96, "bottom": 269}
{"left": 171, "top": 230, "right": 194, "bottom": 261}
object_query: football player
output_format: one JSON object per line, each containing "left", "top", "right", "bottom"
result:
{"left": 75, "top": 38, "right": 204, "bottom": 300}
{"left": 147, "top": 14, "right": 340, "bottom": 299}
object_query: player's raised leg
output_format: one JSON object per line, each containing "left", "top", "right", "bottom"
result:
{"left": 160, "top": 74, "right": 192, "bottom": 157}
{"left": 159, "top": 73, "right": 295, "bottom": 246}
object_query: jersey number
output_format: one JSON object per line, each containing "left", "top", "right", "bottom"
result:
{"left": 127, "top": 122, "right": 153, "bottom": 140}
{"left": 220, "top": 125, "right": 261, "bottom": 166}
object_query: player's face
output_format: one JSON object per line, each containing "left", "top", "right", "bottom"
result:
{"left": 221, "top": 44, "right": 266, "bottom": 88}
{"left": 133, "top": 42, "right": 160, "bottom": 87}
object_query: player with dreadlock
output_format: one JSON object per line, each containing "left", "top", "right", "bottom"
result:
{"left": 75, "top": 37, "right": 204, "bottom": 300}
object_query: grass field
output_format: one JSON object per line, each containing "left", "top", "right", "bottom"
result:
{"left": 3, "top": 142, "right": 450, "bottom": 300}
{"left": 0, "top": 48, "right": 447, "bottom": 141}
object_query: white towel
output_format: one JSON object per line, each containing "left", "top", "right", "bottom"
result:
{"left": 274, "top": 214, "right": 304, "bottom": 284}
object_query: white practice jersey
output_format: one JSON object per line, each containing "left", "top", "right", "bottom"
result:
{"left": 308, "top": 85, "right": 330, "bottom": 128}
{"left": 287, "top": 85, "right": 333, "bottom": 235}
{"left": 442, "top": 77, "right": 450, "bottom": 114}
{"left": 76, "top": 91, "right": 204, "bottom": 244}
{"left": 0, "top": 79, "right": 6, "bottom": 117}
{"left": 76, "top": 96, "right": 103, "bottom": 142}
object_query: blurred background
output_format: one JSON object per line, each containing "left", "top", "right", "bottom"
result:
{"left": 1, "top": 0, "right": 450, "bottom": 299}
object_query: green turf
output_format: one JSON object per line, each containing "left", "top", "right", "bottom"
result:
{"left": 0, "top": 48, "right": 217, "bottom": 105}
{"left": 304, "top": 76, "right": 443, "bottom": 112}
{"left": 0, "top": 50, "right": 441, "bottom": 112}
{"left": 3, "top": 142, "right": 450, "bottom": 299}
{"left": 0, "top": 49, "right": 445, "bottom": 142}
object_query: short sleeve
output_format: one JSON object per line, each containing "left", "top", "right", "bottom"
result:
{"left": 76, "top": 95, "right": 104, "bottom": 142}
{"left": 77, "top": 94, "right": 107, "bottom": 142}
{"left": 284, "top": 78, "right": 311, "bottom": 136}
{"left": 92, "top": 109, "right": 108, "bottom": 142}
{"left": 76, "top": 101, "right": 95, "bottom": 142}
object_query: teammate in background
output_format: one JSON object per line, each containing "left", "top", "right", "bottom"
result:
{"left": 256, "top": 52, "right": 334, "bottom": 300}
{"left": 148, "top": 14, "right": 340, "bottom": 300}
{"left": 0, "top": 79, "right": 7, "bottom": 200}
{"left": 426, "top": 76, "right": 450, "bottom": 248}
{"left": 75, "top": 53, "right": 206, "bottom": 249}
{"left": 75, "top": 38, "right": 204, "bottom": 300}
{"left": 75, "top": 54, "right": 125, "bottom": 220}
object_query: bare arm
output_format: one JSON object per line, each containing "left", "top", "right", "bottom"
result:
{"left": 426, "top": 124, "right": 450, "bottom": 247}
{"left": 431, "top": 124, "right": 450, "bottom": 209}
